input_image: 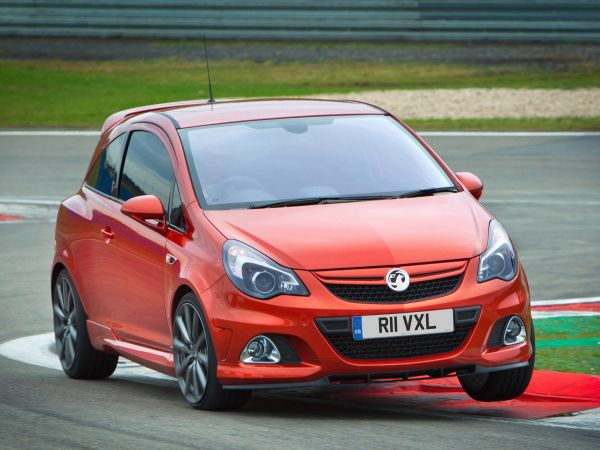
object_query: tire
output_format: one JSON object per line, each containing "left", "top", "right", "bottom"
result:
{"left": 172, "top": 293, "right": 251, "bottom": 410}
{"left": 459, "top": 323, "right": 535, "bottom": 402}
{"left": 52, "top": 269, "right": 118, "bottom": 379}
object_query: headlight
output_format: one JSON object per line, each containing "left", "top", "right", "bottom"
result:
{"left": 477, "top": 220, "right": 517, "bottom": 282}
{"left": 223, "top": 240, "right": 309, "bottom": 299}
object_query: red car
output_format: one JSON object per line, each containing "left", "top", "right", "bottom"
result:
{"left": 52, "top": 99, "right": 534, "bottom": 410}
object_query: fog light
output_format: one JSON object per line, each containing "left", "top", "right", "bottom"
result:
{"left": 503, "top": 316, "right": 526, "bottom": 346}
{"left": 240, "top": 335, "right": 281, "bottom": 364}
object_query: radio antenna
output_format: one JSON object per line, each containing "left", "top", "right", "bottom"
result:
{"left": 203, "top": 36, "right": 215, "bottom": 103}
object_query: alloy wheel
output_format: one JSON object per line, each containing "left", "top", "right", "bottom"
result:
{"left": 173, "top": 302, "right": 210, "bottom": 404}
{"left": 53, "top": 276, "right": 77, "bottom": 370}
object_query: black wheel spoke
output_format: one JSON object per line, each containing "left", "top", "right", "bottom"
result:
{"left": 66, "top": 291, "right": 74, "bottom": 316}
{"left": 53, "top": 302, "right": 66, "bottom": 322}
{"left": 195, "top": 332, "right": 206, "bottom": 350}
{"left": 61, "top": 279, "right": 68, "bottom": 310}
{"left": 64, "top": 335, "right": 75, "bottom": 366}
{"left": 55, "top": 323, "right": 67, "bottom": 338}
{"left": 173, "top": 337, "right": 189, "bottom": 354}
{"left": 183, "top": 306, "right": 192, "bottom": 333}
{"left": 197, "top": 352, "right": 208, "bottom": 368}
{"left": 195, "top": 361, "right": 207, "bottom": 390}
{"left": 59, "top": 332, "right": 67, "bottom": 357}
{"left": 175, "top": 316, "right": 192, "bottom": 345}
{"left": 191, "top": 311, "right": 199, "bottom": 343}
{"left": 184, "top": 363, "right": 194, "bottom": 394}
{"left": 190, "top": 362, "right": 200, "bottom": 396}
{"left": 69, "top": 326, "right": 77, "bottom": 342}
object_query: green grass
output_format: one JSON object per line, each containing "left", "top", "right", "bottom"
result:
{"left": 534, "top": 316, "right": 600, "bottom": 375}
{"left": 1, "top": 58, "right": 599, "bottom": 128}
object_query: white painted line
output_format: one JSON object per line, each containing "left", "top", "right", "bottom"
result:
{"left": 533, "top": 310, "right": 600, "bottom": 319}
{"left": 484, "top": 199, "right": 600, "bottom": 206}
{"left": 0, "top": 197, "right": 62, "bottom": 206}
{"left": 532, "top": 297, "right": 600, "bottom": 307}
{"left": 539, "top": 407, "right": 600, "bottom": 431}
{"left": 0, "top": 332, "right": 175, "bottom": 386}
{"left": 1, "top": 131, "right": 599, "bottom": 137}
{"left": 0, "top": 219, "right": 56, "bottom": 226}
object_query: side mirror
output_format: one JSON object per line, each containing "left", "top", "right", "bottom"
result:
{"left": 121, "top": 195, "right": 166, "bottom": 233}
{"left": 456, "top": 172, "right": 484, "bottom": 200}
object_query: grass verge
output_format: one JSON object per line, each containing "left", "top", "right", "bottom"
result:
{"left": 534, "top": 316, "right": 599, "bottom": 375}
{"left": 1, "top": 58, "right": 599, "bottom": 129}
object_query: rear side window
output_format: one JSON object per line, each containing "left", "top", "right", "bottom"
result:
{"left": 118, "top": 131, "right": 173, "bottom": 209}
{"left": 86, "top": 134, "right": 125, "bottom": 196}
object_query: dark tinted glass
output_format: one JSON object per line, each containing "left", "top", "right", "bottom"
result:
{"left": 180, "top": 115, "right": 454, "bottom": 209}
{"left": 119, "top": 131, "right": 173, "bottom": 209}
{"left": 169, "top": 182, "right": 186, "bottom": 231}
{"left": 87, "top": 134, "right": 125, "bottom": 196}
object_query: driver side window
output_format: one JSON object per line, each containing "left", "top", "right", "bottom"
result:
{"left": 118, "top": 131, "right": 173, "bottom": 210}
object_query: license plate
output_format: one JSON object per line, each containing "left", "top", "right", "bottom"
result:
{"left": 352, "top": 309, "right": 454, "bottom": 340}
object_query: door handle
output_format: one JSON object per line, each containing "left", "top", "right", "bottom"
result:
{"left": 101, "top": 227, "right": 115, "bottom": 240}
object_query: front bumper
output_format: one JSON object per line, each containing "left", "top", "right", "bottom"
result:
{"left": 200, "top": 258, "right": 532, "bottom": 388}
{"left": 222, "top": 361, "right": 531, "bottom": 390}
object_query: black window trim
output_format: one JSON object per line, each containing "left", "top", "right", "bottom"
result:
{"left": 167, "top": 176, "right": 187, "bottom": 234}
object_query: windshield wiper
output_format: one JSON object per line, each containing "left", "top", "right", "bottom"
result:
{"left": 249, "top": 195, "right": 393, "bottom": 209}
{"left": 395, "top": 186, "right": 458, "bottom": 199}
{"left": 248, "top": 188, "right": 458, "bottom": 209}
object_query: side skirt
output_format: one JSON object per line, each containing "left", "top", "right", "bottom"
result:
{"left": 87, "top": 320, "right": 175, "bottom": 377}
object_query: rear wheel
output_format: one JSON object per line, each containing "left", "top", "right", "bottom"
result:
{"left": 52, "top": 269, "right": 118, "bottom": 379}
{"left": 172, "top": 293, "right": 251, "bottom": 410}
{"left": 459, "top": 324, "right": 535, "bottom": 402}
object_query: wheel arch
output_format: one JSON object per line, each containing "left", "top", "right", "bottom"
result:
{"left": 51, "top": 262, "right": 66, "bottom": 295}
{"left": 170, "top": 283, "right": 195, "bottom": 326}
{"left": 51, "top": 261, "right": 90, "bottom": 318}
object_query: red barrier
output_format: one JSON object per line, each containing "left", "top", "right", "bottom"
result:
{"left": 0, "top": 214, "right": 24, "bottom": 222}
{"left": 534, "top": 303, "right": 600, "bottom": 313}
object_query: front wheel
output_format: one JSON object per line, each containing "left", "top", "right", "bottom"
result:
{"left": 172, "top": 293, "right": 251, "bottom": 410}
{"left": 459, "top": 324, "right": 535, "bottom": 402}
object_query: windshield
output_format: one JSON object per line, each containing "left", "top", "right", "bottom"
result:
{"left": 179, "top": 115, "right": 455, "bottom": 210}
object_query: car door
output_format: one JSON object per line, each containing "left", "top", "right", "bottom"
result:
{"left": 107, "top": 125, "right": 175, "bottom": 350}
{"left": 74, "top": 133, "right": 127, "bottom": 327}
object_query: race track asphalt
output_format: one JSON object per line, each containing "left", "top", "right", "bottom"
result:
{"left": 0, "top": 133, "right": 599, "bottom": 449}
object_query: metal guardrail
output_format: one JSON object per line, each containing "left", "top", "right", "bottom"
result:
{"left": 0, "top": 0, "right": 598, "bottom": 41}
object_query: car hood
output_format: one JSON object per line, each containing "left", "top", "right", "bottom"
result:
{"left": 204, "top": 192, "right": 492, "bottom": 270}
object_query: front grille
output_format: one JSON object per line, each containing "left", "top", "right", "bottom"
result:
{"left": 325, "top": 275, "right": 462, "bottom": 304}
{"left": 321, "top": 323, "right": 474, "bottom": 360}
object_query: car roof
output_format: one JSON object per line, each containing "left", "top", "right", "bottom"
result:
{"left": 103, "top": 98, "right": 385, "bottom": 133}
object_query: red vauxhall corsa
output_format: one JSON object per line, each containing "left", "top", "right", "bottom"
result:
{"left": 52, "top": 99, "right": 534, "bottom": 410}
